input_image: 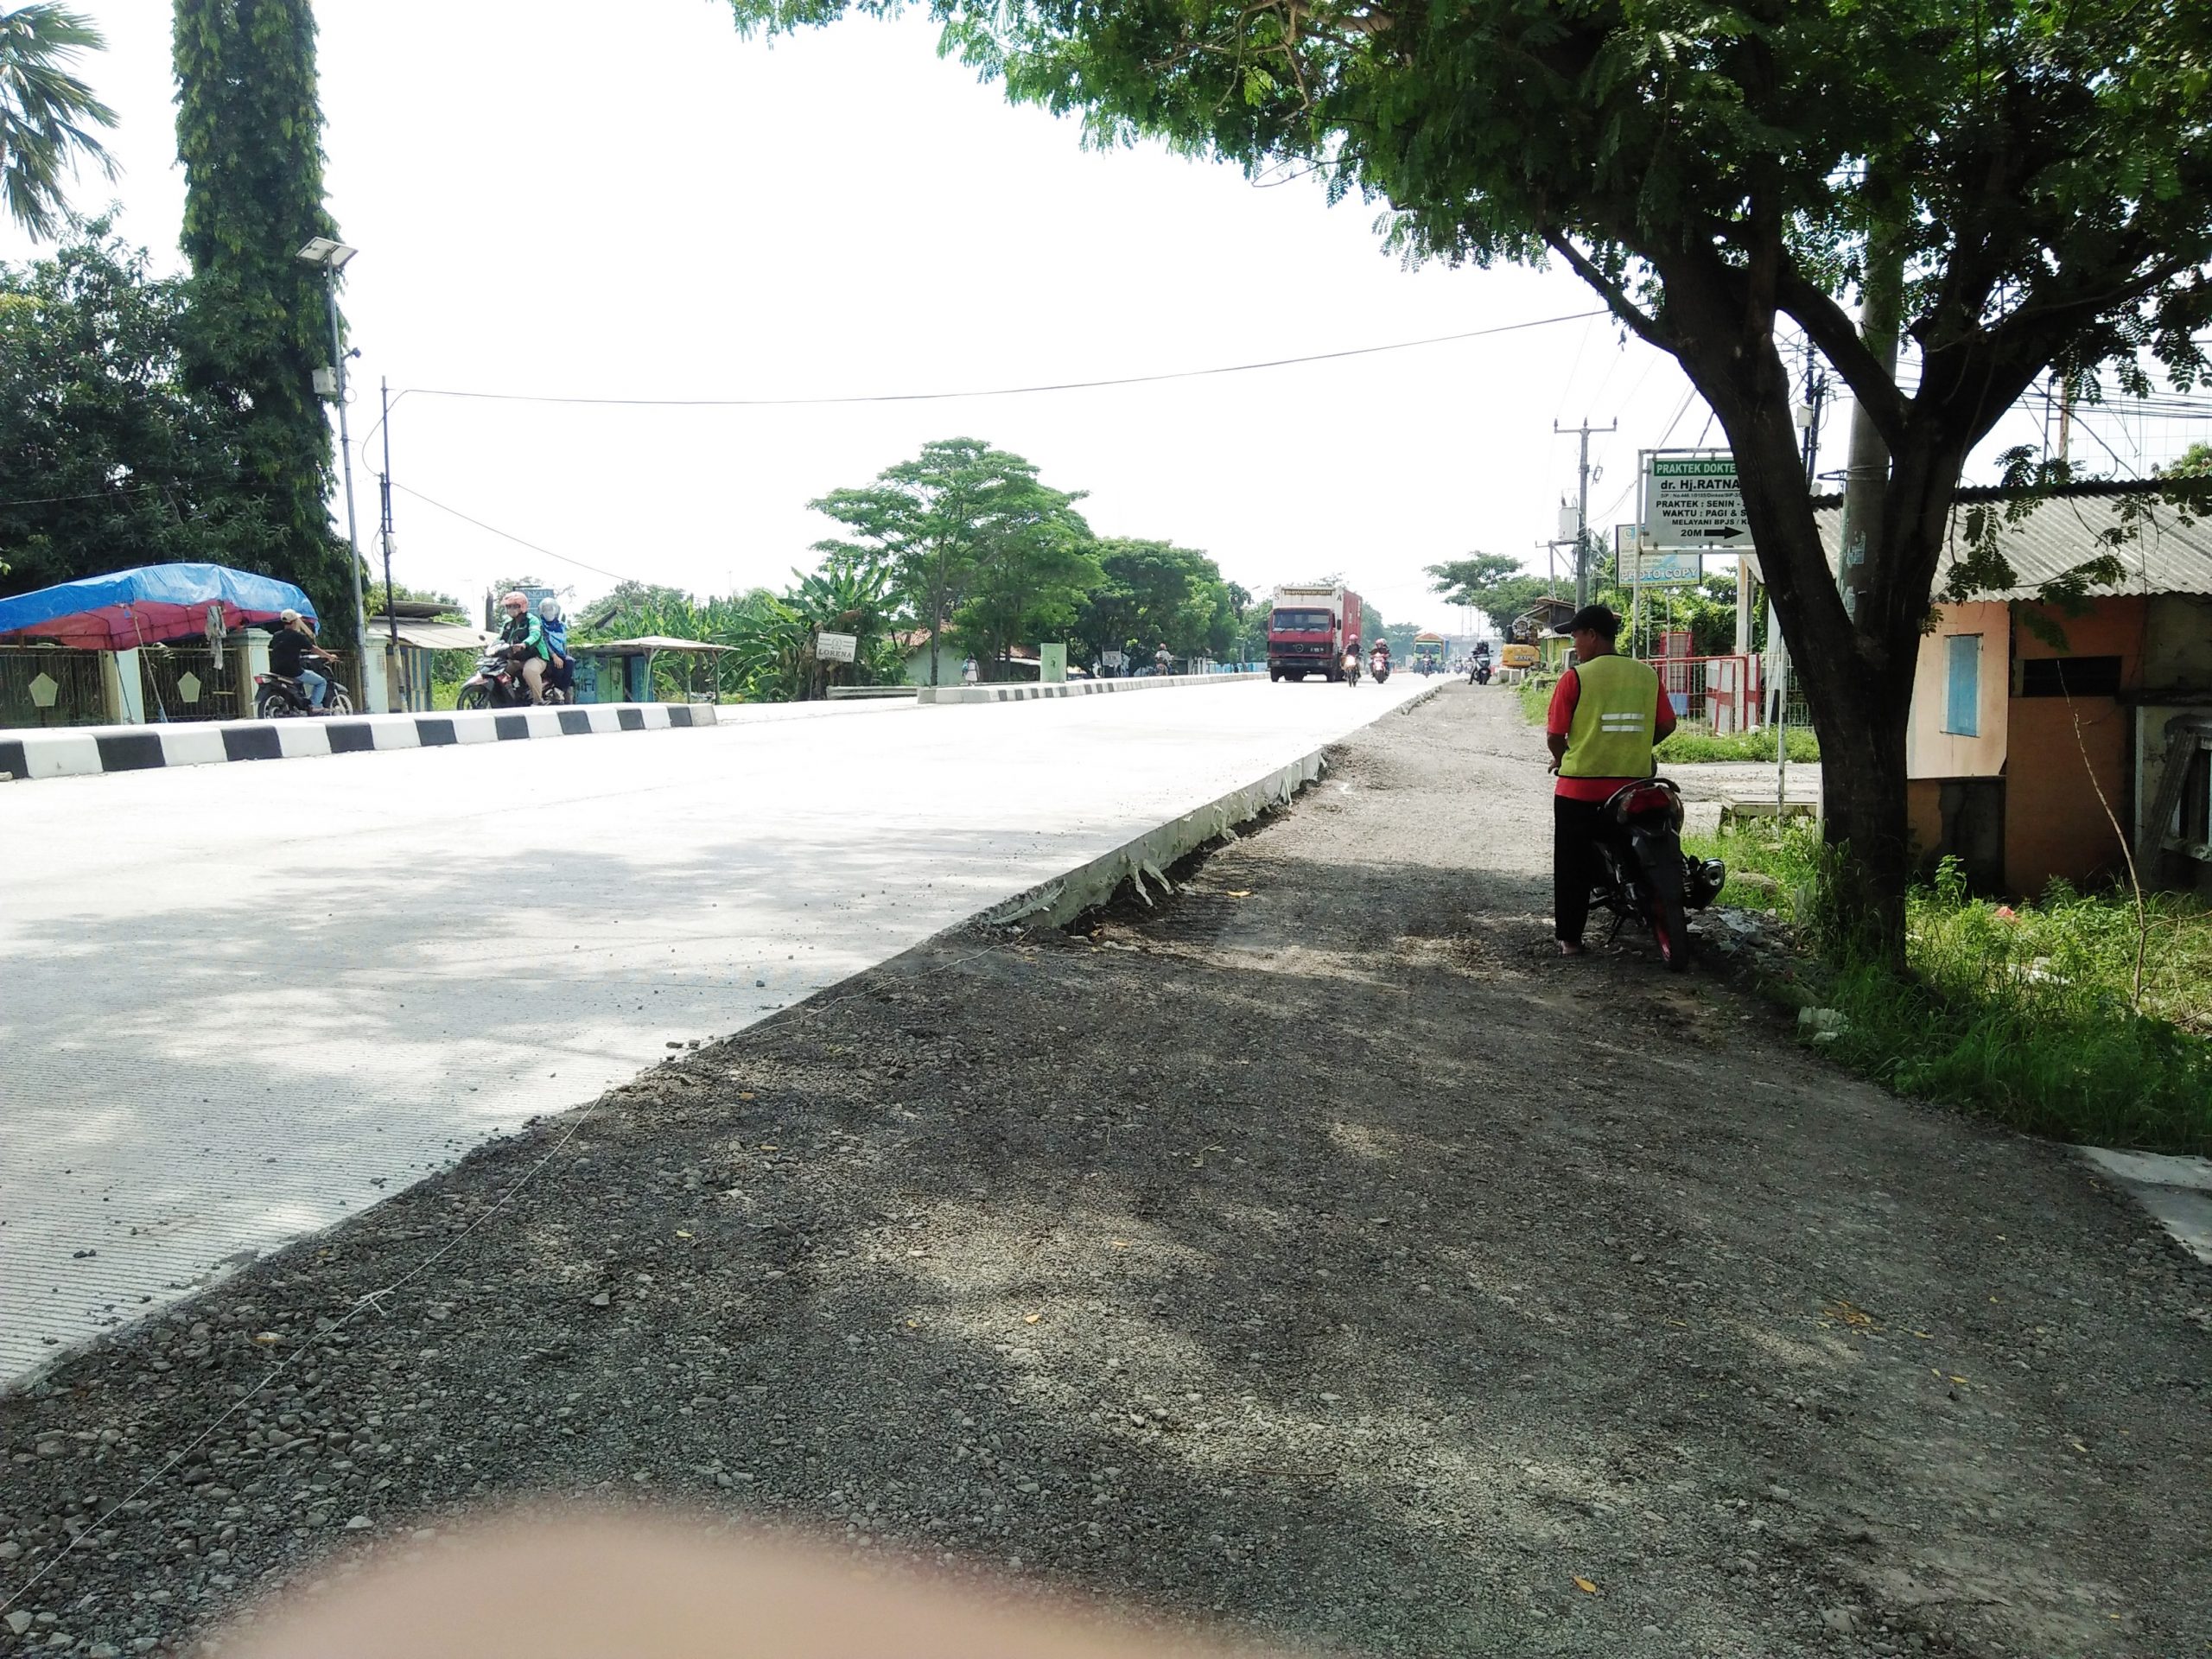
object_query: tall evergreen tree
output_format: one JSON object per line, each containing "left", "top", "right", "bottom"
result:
{"left": 173, "top": 0, "right": 354, "bottom": 637}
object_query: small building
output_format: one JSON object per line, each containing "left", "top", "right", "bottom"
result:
{"left": 899, "top": 629, "right": 965, "bottom": 688}
{"left": 1816, "top": 480, "right": 2212, "bottom": 896}
{"left": 364, "top": 605, "right": 498, "bottom": 713}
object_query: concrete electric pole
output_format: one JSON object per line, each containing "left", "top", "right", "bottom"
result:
{"left": 1556, "top": 418, "right": 1618, "bottom": 610}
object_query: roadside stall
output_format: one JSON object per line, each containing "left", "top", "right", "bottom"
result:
{"left": 0, "top": 563, "right": 323, "bottom": 725}
{"left": 571, "top": 635, "right": 733, "bottom": 703}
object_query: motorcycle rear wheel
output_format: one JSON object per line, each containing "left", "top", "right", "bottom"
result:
{"left": 254, "top": 691, "right": 294, "bottom": 719}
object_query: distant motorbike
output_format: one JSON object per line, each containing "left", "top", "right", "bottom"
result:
{"left": 252, "top": 668, "right": 353, "bottom": 719}
{"left": 1588, "top": 777, "right": 1726, "bottom": 972}
{"left": 1472, "top": 662, "right": 1493, "bottom": 685}
{"left": 456, "top": 649, "right": 566, "bottom": 710}
{"left": 1341, "top": 653, "right": 1361, "bottom": 687}
{"left": 1369, "top": 652, "right": 1391, "bottom": 684}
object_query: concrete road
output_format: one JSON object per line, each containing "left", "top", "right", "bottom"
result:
{"left": 0, "top": 677, "right": 1435, "bottom": 1385}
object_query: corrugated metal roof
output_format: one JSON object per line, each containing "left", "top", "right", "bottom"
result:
{"left": 1811, "top": 489, "right": 2212, "bottom": 600}
{"left": 369, "top": 617, "right": 497, "bottom": 651}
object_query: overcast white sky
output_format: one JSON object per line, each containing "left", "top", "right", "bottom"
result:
{"left": 6, "top": 2, "right": 2199, "bottom": 630}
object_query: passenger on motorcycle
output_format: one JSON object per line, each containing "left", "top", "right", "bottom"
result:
{"left": 1544, "top": 604, "right": 1676, "bottom": 956}
{"left": 269, "top": 609, "right": 332, "bottom": 712}
{"left": 537, "top": 597, "right": 575, "bottom": 698}
{"left": 498, "top": 591, "right": 552, "bottom": 704}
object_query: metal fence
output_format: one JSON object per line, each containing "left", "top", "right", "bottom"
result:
{"left": 0, "top": 647, "right": 107, "bottom": 728}
{"left": 1642, "top": 652, "right": 1815, "bottom": 739}
{"left": 139, "top": 646, "right": 247, "bottom": 722}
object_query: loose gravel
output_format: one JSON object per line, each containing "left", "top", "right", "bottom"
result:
{"left": 2, "top": 683, "right": 2207, "bottom": 1657}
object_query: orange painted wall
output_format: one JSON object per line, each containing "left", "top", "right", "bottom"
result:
{"left": 2003, "top": 597, "right": 2145, "bottom": 893}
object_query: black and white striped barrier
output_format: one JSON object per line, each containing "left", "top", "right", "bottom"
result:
{"left": 0, "top": 702, "right": 720, "bottom": 782}
{"left": 917, "top": 670, "right": 1262, "bottom": 705}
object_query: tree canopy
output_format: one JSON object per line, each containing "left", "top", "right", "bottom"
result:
{"left": 0, "top": 3, "right": 114, "bottom": 240}
{"left": 1073, "top": 538, "right": 1236, "bottom": 663}
{"left": 0, "top": 223, "right": 287, "bottom": 594}
{"left": 810, "top": 436, "right": 1095, "bottom": 683}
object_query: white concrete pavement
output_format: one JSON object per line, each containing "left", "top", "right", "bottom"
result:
{"left": 0, "top": 676, "right": 1433, "bottom": 1385}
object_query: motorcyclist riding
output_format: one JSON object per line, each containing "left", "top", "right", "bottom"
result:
{"left": 268, "top": 608, "right": 333, "bottom": 712}
{"left": 1544, "top": 604, "right": 1677, "bottom": 956}
{"left": 498, "top": 590, "right": 552, "bottom": 704}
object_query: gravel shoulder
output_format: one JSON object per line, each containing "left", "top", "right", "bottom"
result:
{"left": 3, "top": 683, "right": 2207, "bottom": 1658}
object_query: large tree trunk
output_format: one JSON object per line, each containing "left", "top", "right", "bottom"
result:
{"left": 1670, "top": 306, "right": 1927, "bottom": 965}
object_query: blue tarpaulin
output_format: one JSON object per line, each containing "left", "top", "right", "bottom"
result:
{"left": 0, "top": 564, "right": 317, "bottom": 650}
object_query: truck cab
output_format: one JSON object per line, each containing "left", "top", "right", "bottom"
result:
{"left": 1268, "top": 585, "right": 1363, "bottom": 683}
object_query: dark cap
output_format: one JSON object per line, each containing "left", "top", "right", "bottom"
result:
{"left": 1556, "top": 604, "right": 1622, "bottom": 638}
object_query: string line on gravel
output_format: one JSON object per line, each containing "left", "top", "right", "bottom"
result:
{"left": 1, "top": 937, "right": 1014, "bottom": 1618}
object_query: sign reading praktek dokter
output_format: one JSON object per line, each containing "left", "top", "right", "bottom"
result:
{"left": 1643, "top": 454, "right": 1748, "bottom": 549}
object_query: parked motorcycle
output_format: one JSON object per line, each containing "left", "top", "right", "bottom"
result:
{"left": 252, "top": 671, "right": 353, "bottom": 719}
{"left": 1588, "top": 777, "right": 1726, "bottom": 971}
{"left": 455, "top": 649, "right": 566, "bottom": 710}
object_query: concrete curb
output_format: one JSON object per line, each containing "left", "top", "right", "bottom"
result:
{"left": 0, "top": 702, "right": 721, "bottom": 783}
{"left": 917, "top": 669, "right": 1262, "bottom": 705}
{"left": 979, "top": 678, "right": 1446, "bottom": 927}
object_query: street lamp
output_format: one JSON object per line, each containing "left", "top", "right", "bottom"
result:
{"left": 297, "top": 238, "right": 383, "bottom": 709}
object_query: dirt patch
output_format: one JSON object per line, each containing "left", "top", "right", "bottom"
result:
{"left": 2, "top": 684, "right": 2206, "bottom": 1658}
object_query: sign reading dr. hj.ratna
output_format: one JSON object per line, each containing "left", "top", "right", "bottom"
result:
{"left": 1643, "top": 454, "right": 1748, "bottom": 549}
{"left": 815, "top": 630, "right": 857, "bottom": 664}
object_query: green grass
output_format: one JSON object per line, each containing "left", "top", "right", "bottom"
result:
{"left": 1688, "top": 823, "right": 2212, "bottom": 1154}
{"left": 1510, "top": 676, "right": 1820, "bottom": 762}
{"left": 1657, "top": 723, "right": 1821, "bottom": 763}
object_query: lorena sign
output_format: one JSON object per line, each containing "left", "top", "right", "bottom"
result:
{"left": 815, "top": 631, "right": 858, "bottom": 664}
{"left": 1643, "top": 454, "right": 1748, "bottom": 549}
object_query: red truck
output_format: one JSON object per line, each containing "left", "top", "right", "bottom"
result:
{"left": 1267, "top": 583, "right": 1363, "bottom": 682}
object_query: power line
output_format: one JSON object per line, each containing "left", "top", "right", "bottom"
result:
{"left": 397, "top": 309, "right": 1608, "bottom": 410}
{"left": 387, "top": 481, "right": 645, "bottom": 585}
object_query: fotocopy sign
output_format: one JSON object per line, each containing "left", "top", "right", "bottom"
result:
{"left": 1643, "top": 454, "right": 1749, "bottom": 549}
{"left": 1634, "top": 551, "right": 1704, "bottom": 587}
{"left": 815, "top": 630, "right": 857, "bottom": 664}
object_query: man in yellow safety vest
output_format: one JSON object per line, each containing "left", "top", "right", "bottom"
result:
{"left": 1545, "top": 604, "right": 1678, "bottom": 955}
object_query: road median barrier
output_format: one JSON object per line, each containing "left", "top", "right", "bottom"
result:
{"left": 918, "top": 669, "right": 1263, "bottom": 705}
{"left": 0, "top": 702, "right": 723, "bottom": 782}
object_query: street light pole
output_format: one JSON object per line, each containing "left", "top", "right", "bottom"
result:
{"left": 299, "top": 238, "right": 372, "bottom": 709}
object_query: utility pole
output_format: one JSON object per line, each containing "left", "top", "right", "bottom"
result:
{"left": 1798, "top": 338, "right": 1827, "bottom": 487}
{"left": 1555, "top": 417, "right": 1617, "bottom": 610}
{"left": 378, "top": 378, "right": 401, "bottom": 711}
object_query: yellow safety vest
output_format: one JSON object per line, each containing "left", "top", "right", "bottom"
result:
{"left": 1560, "top": 653, "right": 1662, "bottom": 778}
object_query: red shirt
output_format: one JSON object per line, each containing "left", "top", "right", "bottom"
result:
{"left": 1548, "top": 661, "right": 1677, "bottom": 801}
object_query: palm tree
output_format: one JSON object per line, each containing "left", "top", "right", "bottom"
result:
{"left": 0, "top": 3, "right": 115, "bottom": 240}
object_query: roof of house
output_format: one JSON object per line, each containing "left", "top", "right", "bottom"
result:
{"left": 574, "top": 634, "right": 732, "bottom": 655}
{"left": 1810, "top": 479, "right": 2212, "bottom": 601}
{"left": 367, "top": 615, "right": 498, "bottom": 652}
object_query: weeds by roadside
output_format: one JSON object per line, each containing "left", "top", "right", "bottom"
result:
{"left": 1510, "top": 673, "right": 1820, "bottom": 760}
{"left": 1661, "top": 724, "right": 1821, "bottom": 763}
{"left": 1689, "top": 823, "right": 2212, "bottom": 1154}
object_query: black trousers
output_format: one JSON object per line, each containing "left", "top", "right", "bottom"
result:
{"left": 1554, "top": 794, "right": 1610, "bottom": 944}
